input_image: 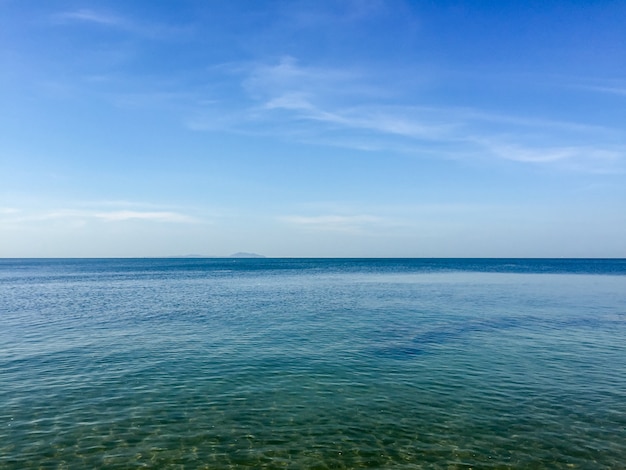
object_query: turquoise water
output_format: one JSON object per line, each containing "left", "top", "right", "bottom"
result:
{"left": 1, "top": 258, "right": 625, "bottom": 468}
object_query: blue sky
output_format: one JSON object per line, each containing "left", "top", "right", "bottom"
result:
{"left": 1, "top": 0, "right": 625, "bottom": 257}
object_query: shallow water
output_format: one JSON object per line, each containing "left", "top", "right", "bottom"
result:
{"left": 1, "top": 258, "right": 625, "bottom": 468}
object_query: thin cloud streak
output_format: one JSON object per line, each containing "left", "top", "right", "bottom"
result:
{"left": 280, "top": 214, "right": 386, "bottom": 233}
{"left": 186, "top": 57, "right": 624, "bottom": 173}
{"left": 476, "top": 138, "right": 625, "bottom": 173}
{"left": 93, "top": 210, "right": 196, "bottom": 223}
{"left": 52, "top": 8, "right": 190, "bottom": 39}
{"left": 54, "top": 9, "right": 128, "bottom": 28}
{"left": 579, "top": 84, "right": 626, "bottom": 97}
{"left": 2, "top": 209, "right": 199, "bottom": 224}
{"left": 0, "top": 208, "right": 20, "bottom": 215}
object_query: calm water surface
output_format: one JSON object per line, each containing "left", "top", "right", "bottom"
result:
{"left": 1, "top": 258, "right": 625, "bottom": 468}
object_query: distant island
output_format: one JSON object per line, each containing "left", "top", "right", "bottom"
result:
{"left": 170, "top": 253, "right": 266, "bottom": 258}
{"left": 228, "top": 252, "right": 266, "bottom": 258}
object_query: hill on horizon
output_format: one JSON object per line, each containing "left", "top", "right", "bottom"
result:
{"left": 228, "top": 252, "right": 265, "bottom": 258}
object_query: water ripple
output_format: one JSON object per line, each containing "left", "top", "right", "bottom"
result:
{"left": 1, "top": 259, "right": 625, "bottom": 468}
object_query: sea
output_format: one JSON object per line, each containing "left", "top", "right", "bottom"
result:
{"left": 1, "top": 258, "right": 625, "bottom": 469}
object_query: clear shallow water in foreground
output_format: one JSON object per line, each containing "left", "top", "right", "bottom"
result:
{"left": 1, "top": 258, "right": 625, "bottom": 469}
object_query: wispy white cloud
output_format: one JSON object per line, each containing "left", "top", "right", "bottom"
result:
{"left": 52, "top": 8, "right": 189, "bottom": 39}
{"left": 280, "top": 214, "right": 384, "bottom": 233}
{"left": 576, "top": 81, "right": 626, "bottom": 97}
{"left": 94, "top": 210, "right": 196, "bottom": 223}
{"left": 243, "top": 56, "right": 359, "bottom": 99}
{"left": 282, "top": 0, "right": 387, "bottom": 27}
{"left": 479, "top": 141, "right": 580, "bottom": 163}
{"left": 476, "top": 138, "right": 625, "bottom": 173}
{"left": 276, "top": 202, "right": 509, "bottom": 238}
{"left": 110, "top": 90, "right": 199, "bottom": 109}
{"left": 457, "top": 108, "right": 617, "bottom": 135}
{"left": 592, "top": 86, "right": 626, "bottom": 96}
{"left": 54, "top": 9, "right": 128, "bottom": 28}
{"left": 242, "top": 56, "right": 395, "bottom": 110}
{"left": 60, "top": 209, "right": 196, "bottom": 223}
{"left": 0, "top": 207, "right": 20, "bottom": 215}
{"left": 184, "top": 56, "right": 625, "bottom": 173}
{"left": 191, "top": 58, "right": 454, "bottom": 139}
{"left": 1, "top": 208, "right": 199, "bottom": 224}
{"left": 264, "top": 98, "right": 452, "bottom": 139}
